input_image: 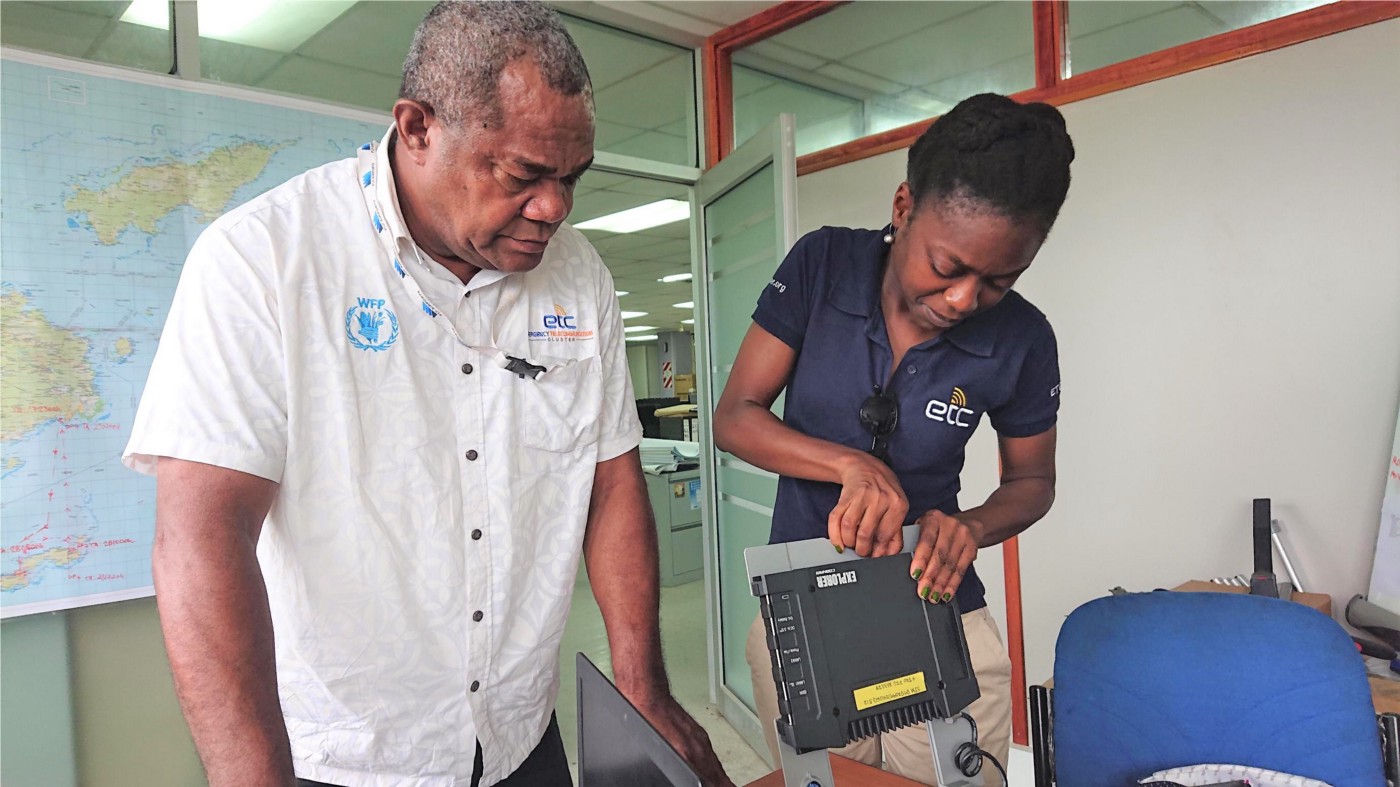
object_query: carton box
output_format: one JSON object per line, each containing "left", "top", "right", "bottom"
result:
{"left": 1172, "top": 580, "right": 1332, "bottom": 617}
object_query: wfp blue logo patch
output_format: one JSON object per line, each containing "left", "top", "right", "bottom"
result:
{"left": 345, "top": 298, "right": 399, "bottom": 352}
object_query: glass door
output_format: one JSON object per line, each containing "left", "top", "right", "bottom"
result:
{"left": 691, "top": 115, "right": 797, "bottom": 757}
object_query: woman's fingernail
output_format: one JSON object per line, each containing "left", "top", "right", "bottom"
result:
{"left": 942, "top": 592, "right": 952, "bottom": 602}
{"left": 835, "top": 544, "right": 844, "bottom": 553}
{"left": 912, "top": 568, "right": 922, "bottom": 580}
{"left": 920, "top": 586, "right": 931, "bottom": 600}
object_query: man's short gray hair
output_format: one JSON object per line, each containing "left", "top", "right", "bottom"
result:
{"left": 400, "top": 1, "right": 593, "bottom": 129}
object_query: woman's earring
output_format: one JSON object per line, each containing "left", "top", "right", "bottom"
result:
{"left": 883, "top": 229, "right": 895, "bottom": 244}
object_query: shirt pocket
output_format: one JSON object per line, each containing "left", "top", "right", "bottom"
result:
{"left": 515, "top": 355, "right": 604, "bottom": 453}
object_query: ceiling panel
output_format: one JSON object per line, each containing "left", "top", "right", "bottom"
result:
{"left": 563, "top": 17, "right": 681, "bottom": 89}
{"left": 642, "top": 0, "right": 780, "bottom": 27}
{"left": 0, "top": 3, "right": 113, "bottom": 57}
{"left": 1065, "top": 1, "right": 1191, "bottom": 36}
{"left": 813, "top": 63, "right": 909, "bottom": 96}
{"left": 740, "top": 40, "right": 828, "bottom": 72}
{"left": 842, "top": 2, "right": 1033, "bottom": 93}
{"left": 257, "top": 56, "right": 402, "bottom": 111}
{"left": 592, "top": 52, "right": 693, "bottom": 127}
{"left": 771, "top": 1, "right": 987, "bottom": 61}
{"left": 199, "top": 38, "right": 288, "bottom": 87}
{"left": 294, "top": 1, "right": 430, "bottom": 74}
{"left": 921, "top": 54, "right": 1034, "bottom": 105}
{"left": 1194, "top": 0, "right": 1330, "bottom": 30}
{"left": 1068, "top": 6, "right": 1221, "bottom": 75}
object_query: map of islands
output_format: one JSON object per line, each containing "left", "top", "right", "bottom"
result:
{"left": 64, "top": 140, "right": 283, "bottom": 244}
{"left": 1, "top": 57, "right": 383, "bottom": 616}
{"left": 2, "top": 289, "right": 105, "bottom": 443}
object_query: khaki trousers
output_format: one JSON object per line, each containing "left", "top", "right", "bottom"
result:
{"left": 745, "top": 606, "right": 1012, "bottom": 786}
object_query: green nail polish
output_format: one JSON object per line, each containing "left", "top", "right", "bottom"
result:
{"left": 912, "top": 568, "right": 922, "bottom": 580}
{"left": 942, "top": 592, "right": 952, "bottom": 602}
{"left": 920, "top": 586, "right": 931, "bottom": 600}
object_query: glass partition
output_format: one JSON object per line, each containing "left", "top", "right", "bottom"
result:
{"left": 732, "top": 2, "right": 1034, "bottom": 155}
{"left": 1066, "top": 1, "right": 1333, "bottom": 76}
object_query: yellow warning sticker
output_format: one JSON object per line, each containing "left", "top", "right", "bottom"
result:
{"left": 852, "top": 672, "right": 927, "bottom": 711}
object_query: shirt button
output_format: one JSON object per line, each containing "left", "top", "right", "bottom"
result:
{"left": 470, "top": 680, "right": 480, "bottom": 692}
{"left": 907, "top": 365, "right": 917, "bottom": 374}
{"left": 461, "top": 363, "right": 473, "bottom": 374}
{"left": 465, "top": 450, "right": 479, "bottom": 461}
{"left": 471, "top": 529, "right": 482, "bottom": 540}
{"left": 472, "top": 610, "right": 484, "bottom": 622}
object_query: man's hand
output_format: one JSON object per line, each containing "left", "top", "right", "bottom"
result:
{"left": 910, "top": 510, "right": 980, "bottom": 603}
{"left": 828, "top": 452, "right": 909, "bottom": 557}
{"left": 633, "top": 695, "right": 736, "bottom": 787}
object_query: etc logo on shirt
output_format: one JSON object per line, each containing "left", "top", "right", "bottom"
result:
{"left": 345, "top": 297, "right": 399, "bottom": 352}
{"left": 529, "top": 304, "right": 595, "bottom": 342}
{"left": 925, "top": 386, "right": 974, "bottom": 428}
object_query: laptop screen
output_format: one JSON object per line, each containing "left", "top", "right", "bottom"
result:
{"left": 576, "top": 653, "right": 703, "bottom": 787}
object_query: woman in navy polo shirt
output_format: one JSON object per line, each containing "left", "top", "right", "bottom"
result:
{"left": 714, "top": 93, "right": 1074, "bottom": 782}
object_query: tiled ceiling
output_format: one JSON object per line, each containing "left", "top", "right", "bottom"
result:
{"left": 572, "top": 171, "right": 696, "bottom": 334}
{"left": 0, "top": 0, "right": 1325, "bottom": 340}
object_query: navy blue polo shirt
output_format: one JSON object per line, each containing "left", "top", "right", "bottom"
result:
{"left": 752, "top": 226, "right": 1060, "bottom": 612}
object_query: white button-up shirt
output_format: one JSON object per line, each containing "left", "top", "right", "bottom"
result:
{"left": 124, "top": 127, "right": 642, "bottom": 786}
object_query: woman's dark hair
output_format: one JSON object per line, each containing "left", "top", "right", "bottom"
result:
{"left": 906, "top": 93, "right": 1075, "bottom": 234}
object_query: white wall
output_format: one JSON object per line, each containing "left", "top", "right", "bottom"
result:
{"left": 627, "top": 343, "right": 662, "bottom": 399}
{"left": 796, "top": 19, "right": 1400, "bottom": 685}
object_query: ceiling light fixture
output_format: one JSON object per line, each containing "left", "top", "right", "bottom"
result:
{"left": 681, "top": 319, "right": 695, "bottom": 325}
{"left": 615, "top": 290, "right": 629, "bottom": 297}
{"left": 623, "top": 325, "right": 658, "bottom": 333}
{"left": 121, "top": 0, "right": 353, "bottom": 49}
{"left": 120, "top": 0, "right": 170, "bottom": 28}
{"left": 575, "top": 199, "right": 689, "bottom": 234}
{"left": 672, "top": 301, "right": 693, "bottom": 309}
{"left": 657, "top": 273, "right": 693, "bottom": 283}
{"left": 620, "top": 311, "right": 649, "bottom": 320}
{"left": 625, "top": 334, "right": 660, "bottom": 342}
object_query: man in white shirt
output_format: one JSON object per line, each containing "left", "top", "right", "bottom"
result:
{"left": 123, "top": 3, "right": 732, "bottom": 785}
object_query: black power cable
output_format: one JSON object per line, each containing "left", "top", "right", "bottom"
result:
{"left": 954, "top": 712, "right": 1009, "bottom": 786}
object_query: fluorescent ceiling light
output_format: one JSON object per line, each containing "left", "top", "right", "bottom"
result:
{"left": 626, "top": 335, "right": 659, "bottom": 342}
{"left": 575, "top": 199, "right": 689, "bottom": 234}
{"left": 624, "top": 325, "right": 658, "bottom": 333}
{"left": 620, "top": 311, "right": 649, "bottom": 320}
{"left": 121, "top": 0, "right": 354, "bottom": 49}
{"left": 681, "top": 319, "right": 695, "bottom": 325}
{"left": 658, "top": 273, "right": 693, "bottom": 283}
{"left": 120, "top": 0, "right": 169, "bottom": 28}
{"left": 673, "top": 301, "right": 694, "bottom": 309}
{"left": 615, "top": 290, "right": 629, "bottom": 297}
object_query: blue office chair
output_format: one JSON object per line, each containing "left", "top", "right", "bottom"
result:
{"left": 1029, "top": 592, "right": 1395, "bottom": 787}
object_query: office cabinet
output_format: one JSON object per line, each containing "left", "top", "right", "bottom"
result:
{"left": 644, "top": 469, "right": 704, "bottom": 586}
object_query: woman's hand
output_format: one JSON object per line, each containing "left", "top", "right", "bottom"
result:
{"left": 910, "top": 511, "right": 980, "bottom": 602}
{"left": 827, "top": 452, "right": 909, "bottom": 557}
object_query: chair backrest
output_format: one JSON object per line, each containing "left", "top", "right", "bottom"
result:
{"left": 1052, "top": 592, "right": 1384, "bottom": 787}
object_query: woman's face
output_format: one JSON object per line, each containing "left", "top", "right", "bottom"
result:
{"left": 887, "top": 184, "right": 1045, "bottom": 333}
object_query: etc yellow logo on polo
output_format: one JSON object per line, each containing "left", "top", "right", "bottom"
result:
{"left": 926, "top": 386, "right": 974, "bottom": 428}
{"left": 533, "top": 303, "right": 594, "bottom": 342}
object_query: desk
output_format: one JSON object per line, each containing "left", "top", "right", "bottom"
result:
{"left": 745, "top": 754, "right": 925, "bottom": 786}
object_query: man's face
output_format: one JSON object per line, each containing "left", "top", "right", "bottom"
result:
{"left": 402, "top": 58, "right": 595, "bottom": 275}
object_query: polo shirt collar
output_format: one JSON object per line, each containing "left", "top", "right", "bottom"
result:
{"left": 826, "top": 225, "right": 1001, "bottom": 358}
{"left": 372, "top": 126, "right": 507, "bottom": 293}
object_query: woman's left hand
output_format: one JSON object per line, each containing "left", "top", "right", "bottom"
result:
{"left": 910, "top": 511, "right": 980, "bottom": 603}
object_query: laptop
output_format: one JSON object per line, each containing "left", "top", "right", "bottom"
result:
{"left": 576, "top": 652, "right": 703, "bottom": 787}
